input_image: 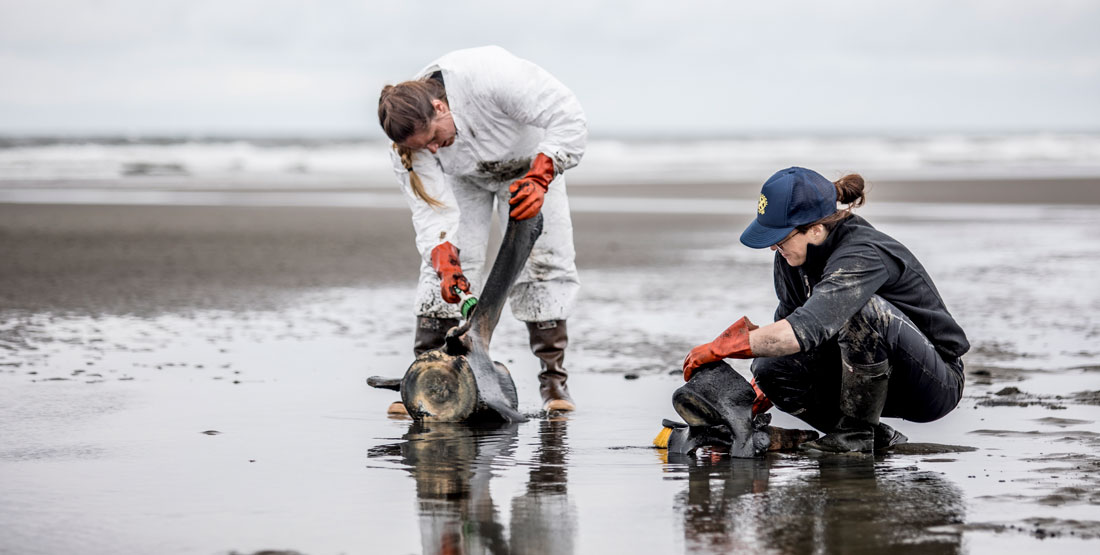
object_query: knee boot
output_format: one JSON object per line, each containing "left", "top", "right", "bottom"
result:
{"left": 801, "top": 297, "right": 909, "bottom": 453}
{"left": 527, "top": 320, "right": 576, "bottom": 412}
{"left": 800, "top": 359, "right": 891, "bottom": 453}
{"left": 413, "top": 316, "right": 459, "bottom": 356}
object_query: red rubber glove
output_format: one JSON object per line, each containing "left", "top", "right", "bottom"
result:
{"left": 430, "top": 241, "right": 470, "bottom": 304}
{"left": 682, "top": 316, "right": 758, "bottom": 381}
{"left": 508, "top": 153, "right": 555, "bottom": 220}
{"left": 751, "top": 377, "right": 772, "bottom": 415}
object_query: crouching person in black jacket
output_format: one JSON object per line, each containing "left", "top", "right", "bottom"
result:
{"left": 682, "top": 167, "right": 968, "bottom": 453}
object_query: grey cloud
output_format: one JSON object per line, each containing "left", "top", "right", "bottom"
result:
{"left": 0, "top": 0, "right": 1097, "bottom": 134}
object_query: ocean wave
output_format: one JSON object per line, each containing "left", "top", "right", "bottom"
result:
{"left": 1, "top": 133, "right": 1099, "bottom": 184}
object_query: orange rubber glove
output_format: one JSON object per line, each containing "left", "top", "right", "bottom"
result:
{"left": 682, "top": 316, "right": 758, "bottom": 381}
{"left": 751, "top": 377, "right": 772, "bottom": 415}
{"left": 430, "top": 241, "right": 470, "bottom": 304}
{"left": 508, "top": 153, "right": 555, "bottom": 220}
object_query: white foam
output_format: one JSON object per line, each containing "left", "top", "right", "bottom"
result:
{"left": 2, "top": 132, "right": 1099, "bottom": 185}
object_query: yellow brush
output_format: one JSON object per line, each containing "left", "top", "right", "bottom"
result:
{"left": 653, "top": 426, "right": 673, "bottom": 449}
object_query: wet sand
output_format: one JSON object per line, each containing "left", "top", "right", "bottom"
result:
{"left": 575, "top": 175, "right": 1100, "bottom": 204}
{"left": 1, "top": 179, "right": 1099, "bottom": 554}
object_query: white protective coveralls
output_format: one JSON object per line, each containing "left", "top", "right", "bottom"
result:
{"left": 389, "top": 46, "right": 587, "bottom": 322}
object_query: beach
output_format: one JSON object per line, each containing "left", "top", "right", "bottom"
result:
{"left": 2, "top": 176, "right": 1099, "bottom": 554}
{"left": 3, "top": 0, "right": 1098, "bottom": 548}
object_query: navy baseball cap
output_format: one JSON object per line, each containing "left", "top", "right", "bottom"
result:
{"left": 739, "top": 167, "right": 838, "bottom": 248}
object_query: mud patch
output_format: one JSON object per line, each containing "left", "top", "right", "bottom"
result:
{"left": 969, "top": 429, "right": 1100, "bottom": 448}
{"left": 0, "top": 444, "right": 106, "bottom": 462}
{"left": 1071, "top": 390, "right": 1100, "bottom": 405}
{"left": 942, "top": 517, "right": 1100, "bottom": 540}
{"left": 1020, "top": 452, "right": 1100, "bottom": 472}
{"left": 965, "top": 365, "right": 1032, "bottom": 386}
{"left": 979, "top": 481, "right": 1100, "bottom": 506}
{"left": 974, "top": 386, "right": 1069, "bottom": 409}
{"left": 1033, "top": 417, "right": 1093, "bottom": 427}
{"left": 980, "top": 451, "right": 1100, "bottom": 506}
{"left": 1034, "top": 486, "right": 1100, "bottom": 506}
{"left": 968, "top": 341, "right": 1035, "bottom": 363}
{"left": 476, "top": 158, "right": 531, "bottom": 182}
{"left": 966, "top": 434, "right": 1100, "bottom": 507}
{"left": 888, "top": 443, "right": 977, "bottom": 455}
{"left": 229, "top": 550, "right": 305, "bottom": 555}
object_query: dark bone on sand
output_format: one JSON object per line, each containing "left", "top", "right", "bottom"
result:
{"left": 369, "top": 214, "right": 544, "bottom": 423}
{"left": 667, "top": 361, "right": 819, "bottom": 457}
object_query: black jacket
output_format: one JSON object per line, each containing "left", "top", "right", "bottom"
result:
{"left": 777, "top": 214, "right": 969, "bottom": 361}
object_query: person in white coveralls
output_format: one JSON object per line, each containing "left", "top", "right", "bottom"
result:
{"left": 377, "top": 46, "right": 587, "bottom": 412}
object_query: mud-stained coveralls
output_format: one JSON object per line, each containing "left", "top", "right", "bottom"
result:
{"left": 389, "top": 46, "right": 586, "bottom": 323}
{"left": 752, "top": 214, "right": 969, "bottom": 431}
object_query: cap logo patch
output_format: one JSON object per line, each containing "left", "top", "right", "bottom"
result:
{"left": 757, "top": 194, "right": 768, "bottom": 215}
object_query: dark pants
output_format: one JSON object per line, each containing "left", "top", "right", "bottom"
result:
{"left": 752, "top": 296, "right": 965, "bottom": 432}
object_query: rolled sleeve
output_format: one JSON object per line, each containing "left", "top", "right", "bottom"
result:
{"left": 785, "top": 248, "right": 892, "bottom": 352}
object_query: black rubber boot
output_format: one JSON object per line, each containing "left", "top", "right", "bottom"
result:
{"left": 800, "top": 359, "right": 891, "bottom": 453}
{"left": 874, "top": 422, "right": 908, "bottom": 450}
{"left": 413, "top": 316, "right": 459, "bottom": 356}
{"left": 527, "top": 320, "right": 575, "bottom": 412}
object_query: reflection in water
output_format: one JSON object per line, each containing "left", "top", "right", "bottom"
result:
{"left": 371, "top": 418, "right": 576, "bottom": 555}
{"left": 674, "top": 455, "right": 772, "bottom": 552}
{"left": 510, "top": 418, "right": 576, "bottom": 555}
{"left": 669, "top": 454, "right": 965, "bottom": 554}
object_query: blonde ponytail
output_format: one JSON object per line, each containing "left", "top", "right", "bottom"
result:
{"left": 379, "top": 79, "right": 449, "bottom": 209}
{"left": 394, "top": 144, "right": 443, "bottom": 208}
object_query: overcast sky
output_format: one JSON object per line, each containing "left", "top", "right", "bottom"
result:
{"left": 1, "top": 0, "right": 1098, "bottom": 137}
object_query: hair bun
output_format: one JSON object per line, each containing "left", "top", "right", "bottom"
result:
{"left": 834, "top": 174, "right": 866, "bottom": 207}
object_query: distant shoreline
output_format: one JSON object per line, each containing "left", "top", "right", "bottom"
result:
{"left": 1, "top": 175, "right": 1098, "bottom": 205}
{"left": 573, "top": 176, "right": 1100, "bottom": 204}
